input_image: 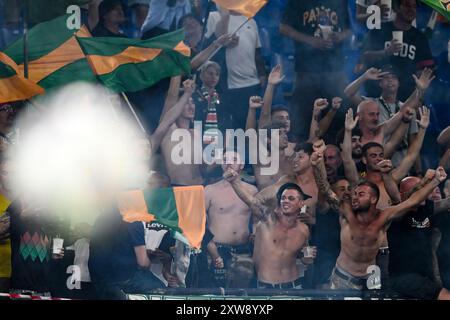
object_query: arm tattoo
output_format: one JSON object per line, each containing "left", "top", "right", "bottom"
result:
{"left": 313, "top": 164, "right": 341, "bottom": 211}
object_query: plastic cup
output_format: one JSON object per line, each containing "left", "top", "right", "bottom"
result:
{"left": 319, "top": 25, "right": 333, "bottom": 40}
{"left": 392, "top": 31, "right": 403, "bottom": 44}
{"left": 303, "top": 246, "right": 315, "bottom": 258}
{"left": 52, "top": 238, "right": 64, "bottom": 255}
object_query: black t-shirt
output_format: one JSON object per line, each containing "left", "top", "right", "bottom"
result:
{"left": 89, "top": 210, "right": 145, "bottom": 284}
{"left": 281, "top": 0, "right": 350, "bottom": 73}
{"left": 92, "top": 24, "right": 127, "bottom": 38}
{"left": 9, "top": 202, "right": 53, "bottom": 293}
{"left": 311, "top": 207, "right": 341, "bottom": 284}
{"left": 362, "top": 21, "right": 434, "bottom": 100}
{"left": 387, "top": 200, "right": 435, "bottom": 278}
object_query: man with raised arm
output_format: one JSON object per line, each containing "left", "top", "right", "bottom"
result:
{"left": 159, "top": 78, "right": 204, "bottom": 186}
{"left": 222, "top": 176, "right": 314, "bottom": 289}
{"left": 205, "top": 150, "right": 258, "bottom": 288}
{"left": 315, "top": 157, "right": 447, "bottom": 290}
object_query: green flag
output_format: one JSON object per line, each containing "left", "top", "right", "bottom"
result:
{"left": 4, "top": 15, "right": 96, "bottom": 90}
{"left": 76, "top": 29, "right": 191, "bottom": 93}
{"left": 27, "top": 0, "right": 92, "bottom": 24}
{"left": 117, "top": 186, "right": 206, "bottom": 249}
{"left": 419, "top": 0, "right": 450, "bottom": 21}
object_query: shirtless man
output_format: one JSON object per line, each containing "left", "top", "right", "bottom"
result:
{"left": 344, "top": 106, "right": 429, "bottom": 209}
{"left": 229, "top": 142, "right": 318, "bottom": 226}
{"left": 159, "top": 78, "right": 204, "bottom": 185}
{"left": 222, "top": 177, "right": 313, "bottom": 288}
{"left": 205, "top": 150, "right": 258, "bottom": 288}
{"left": 316, "top": 160, "right": 447, "bottom": 290}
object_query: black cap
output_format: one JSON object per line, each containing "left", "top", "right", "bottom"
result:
{"left": 380, "top": 64, "right": 400, "bottom": 78}
{"left": 99, "top": 0, "right": 123, "bottom": 19}
{"left": 276, "top": 183, "right": 312, "bottom": 205}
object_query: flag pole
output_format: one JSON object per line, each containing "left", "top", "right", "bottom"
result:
{"left": 23, "top": 0, "right": 29, "bottom": 79}
{"left": 121, "top": 92, "right": 147, "bottom": 135}
{"left": 198, "top": 0, "right": 213, "bottom": 51}
{"left": 198, "top": 17, "right": 251, "bottom": 71}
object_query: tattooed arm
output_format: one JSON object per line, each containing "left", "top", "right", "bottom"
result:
{"left": 311, "top": 152, "right": 341, "bottom": 211}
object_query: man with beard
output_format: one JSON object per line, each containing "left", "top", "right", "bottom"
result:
{"left": 337, "top": 127, "right": 364, "bottom": 173}
{"left": 387, "top": 174, "right": 450, "bottom": 299}
{"left": 344, "top": 65, "right": 435, "bottom": 166}
{"left": 328, "top": 167, "right": 447, "bottom": 290}
{"left": 324, "top": 145, "right": 343, "bottom": 185}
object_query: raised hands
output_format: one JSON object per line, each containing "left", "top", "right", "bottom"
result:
{"left": 376, "top": 159, "right": 394, "bottom": 174}
{"left": 268, "top": 64, "right": 285, "bottom": 86}
{"left": 223, "top": 168, "right": 240, "bottom": 183}
{"left": 313, "top": 98, "right": 329, "bottom": 116}
{"left": 249, "top": 96, "right": 263, "bottom": 109}
{"left": 182, "top": 79, "right": 196, "bottom": 95}
{"left": 413, "top": 68, "right": 436, "bottom": 92}
{"left": 345, "top": 108, "right": 359, "bottom": 131}
{"left": 332, "top": 97, "right": 343, "bottom": 110}
{"left": 310, "top": 150, "right": 324, "bottom": 167}
{"left": 363, "top": 67, "right": 390, "bottom": 81}
{"left": 416, "top": 106, "right": 430, "bottom": 129}
{"left": 312, "top": 139, "right": 326, "bottom": 154}
{"left": 434, "top": 166, "right": 447, "bottom": 183}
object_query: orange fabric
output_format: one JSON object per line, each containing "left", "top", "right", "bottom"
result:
{"left": 213, "top": 0, "right": 268, "bottom": 18}
{"left": 173, "top": 41, "right": 191, "bottom": 57}
{"left": 117, "top": 190, "right": 156, "bottom": 223}
{"left": 0, "top": 75, "right": 44, "bottom": 103}
{"left": 0, "top": 52, "right": 21, "bottom": 74}
{"left": 0, "top": 52, "right": 44, "bottom": 103}
{"left": 173, "top": 186, "right": 206, "bottom": 249}
{"left": 86, "top": 47, "right": 162, "bottom": 75}
{"left": 16, "top": 26, "right": 90, "bottom": 83}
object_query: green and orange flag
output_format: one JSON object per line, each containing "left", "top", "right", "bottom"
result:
{"left": 4, "top": 15, "right": 96, "bottom": 90}
{"left": 213, "top": 0, "right": 268, "bottom": 18}
{"left": 0, "top": 52, "right": 44, "bottom": 104}
{"left": 76, "top": 29, "right": 191, "bottom": 93}
{"left": 117, "top": 186, "right": 206, "bottom": 249}
{"left": 420, "top": 0, "right": 450, "bottom": 21}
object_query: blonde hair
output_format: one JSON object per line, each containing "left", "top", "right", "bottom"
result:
{"left": 200, "top": 61, "right": 221, "bottom": 78}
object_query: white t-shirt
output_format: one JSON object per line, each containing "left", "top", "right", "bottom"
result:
{"left": 206, "top": 12, "right": 261, "bottom": 90}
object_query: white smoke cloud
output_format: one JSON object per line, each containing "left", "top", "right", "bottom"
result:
{"left": 7, "top": 82, "right": 149, "bottom": 225}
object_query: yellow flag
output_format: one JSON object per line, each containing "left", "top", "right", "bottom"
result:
{"left": 213, "top": 0, "right": 268, "bottom": 18}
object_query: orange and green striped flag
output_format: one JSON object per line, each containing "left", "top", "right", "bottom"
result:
{"left": 0, "top": 52, "right": 44, "bottom": 104}
{"left": 213, "top": 0, "right": 268, "bottom": 18}
{"left": 117, "top": 186, "right": 206, "bottom": 249}
{"left": 419, "top": 1, "right": 450, "bottom": 21}
{"left": 76, "top": 29, "right": 191, "bottom": 93}
{"left": 4, "top": 15, "right": 96, "bottom": 90}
